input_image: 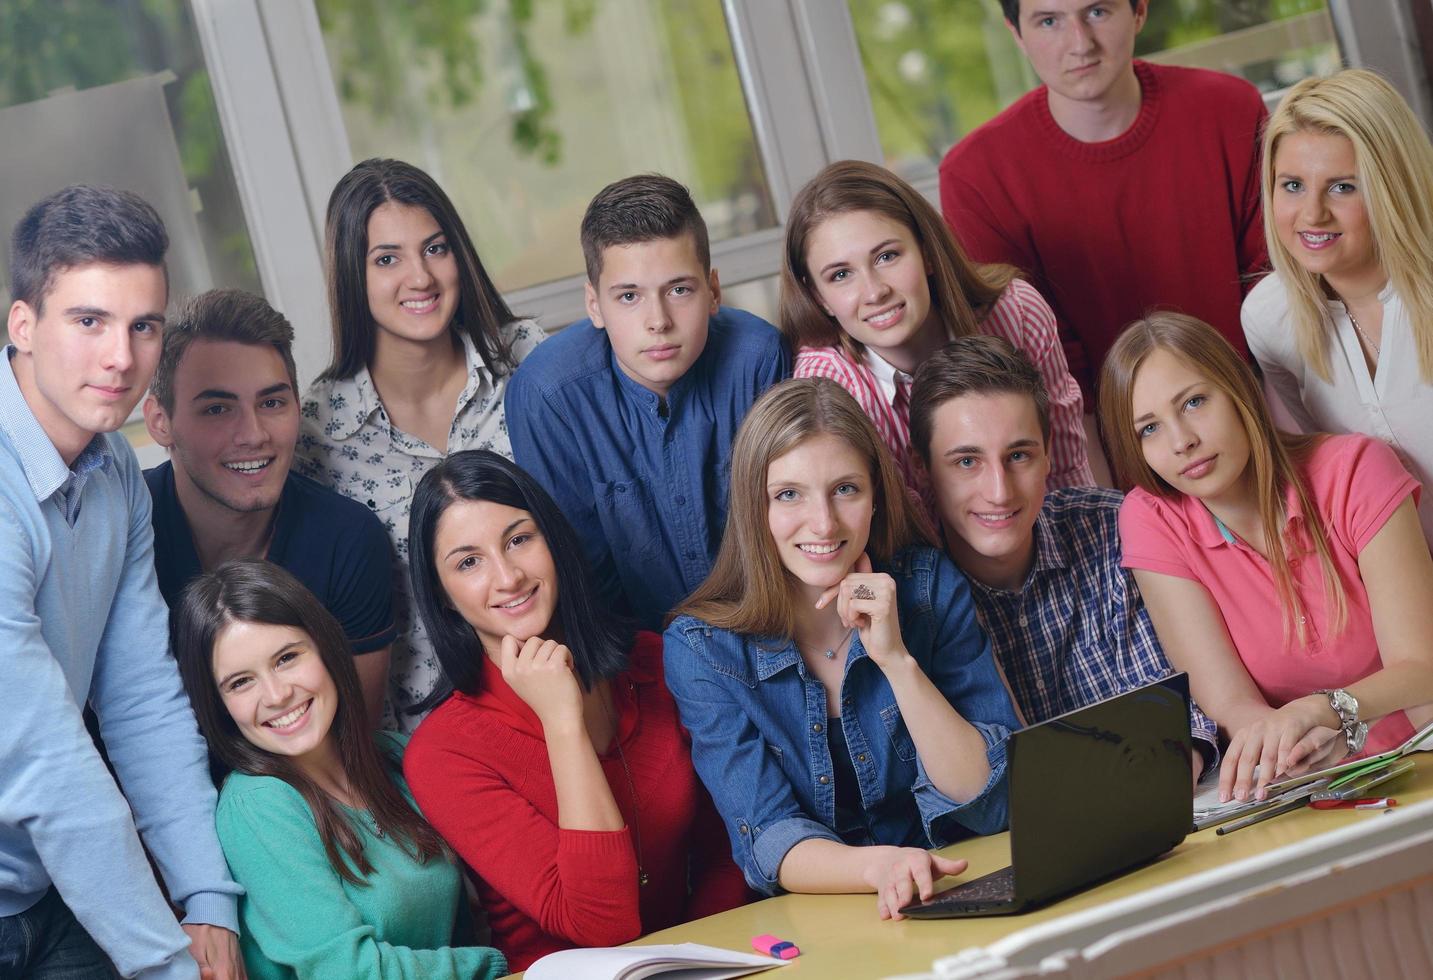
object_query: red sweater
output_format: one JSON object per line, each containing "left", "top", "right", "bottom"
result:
{"left": 403, "top": 632, "right": 751, "bottom": 972}
{"left": 939, "top": 61, "right": 1268, "bottom": 397}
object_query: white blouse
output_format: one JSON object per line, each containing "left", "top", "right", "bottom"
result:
{"left": 1242, "top": 274, "right": 1433, "bottom": 546}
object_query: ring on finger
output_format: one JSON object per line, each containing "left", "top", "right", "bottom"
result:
{"left": 852, "top": 584, "right": 876, "bottom": 601}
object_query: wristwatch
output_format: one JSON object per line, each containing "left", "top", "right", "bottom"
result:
{"left": 1318, "top": 688, "right": 1369, "bottom": 755}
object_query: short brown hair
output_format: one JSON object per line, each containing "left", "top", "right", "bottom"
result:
{"left": 909, "top": 335, "right": 1050, "bottom": 462}
{"left": 151, "top": 288, "right": 297, "bottom": 415}
{"left": 579, "top": 173, "right": 710, "bottom": 284}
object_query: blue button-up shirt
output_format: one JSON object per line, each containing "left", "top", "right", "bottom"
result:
{"left": 962, "top": 488, "right": 1219, "bottom": 768}
{"left": 664, "top": 546, "right": 1019, "bottom": 895}
{"left": 0, "top": 347, "right": 240, "bottom": 980}
{"left": 506, "top": 307, "right": 788, "bottom": 629}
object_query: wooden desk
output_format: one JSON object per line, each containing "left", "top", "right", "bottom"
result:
{"left": 516, "top": 760, "right": 1433, "bottom": 979}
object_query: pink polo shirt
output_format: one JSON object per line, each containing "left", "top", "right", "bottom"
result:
{"left": 1119, "top": 433, "right": 1420, "bottom": 756}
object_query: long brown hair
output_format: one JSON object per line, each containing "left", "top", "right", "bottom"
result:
{"left": 778, "top": 160, "right": 1016, "bottom": 362}
{"left": 1262, "top": 69, "right": 1433, "bottom": 383}
{"left": 1097, "top": 313, "right": 1347, "bottom": 642}
{"left": 675, "top": 378, "right": 933, "bottom": 637}
{"left": 174, "top": 559, "right": 447, "bottom": 885}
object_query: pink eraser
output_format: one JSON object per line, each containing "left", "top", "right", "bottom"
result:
{"left": 752, "top": 934, "right": 800, "bottom": 959}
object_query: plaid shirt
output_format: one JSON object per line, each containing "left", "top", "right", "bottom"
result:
{"left": 964, "top": 487, "right": 1219, "bottom": 766}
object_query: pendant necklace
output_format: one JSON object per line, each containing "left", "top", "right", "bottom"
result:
{"left": 603, "top": 680, "right": 648, "bottom": 886}
{"left": 819, "top": 627, "right": 857, "bottom": 661}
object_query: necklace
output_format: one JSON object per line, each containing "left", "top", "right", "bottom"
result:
{"left": 801, "top": 626, "right": 856, "bottom": 661}
{"left": 601, "top": 680, "right": 648, "bottom": 887}
{"left": 1348, "top": 309, "right": 1380, "bottom": 356}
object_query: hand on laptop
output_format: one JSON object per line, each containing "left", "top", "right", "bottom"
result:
{"left": 1220, "top": 698, "right": 1349, "bottom": 802}
{"left": 863, "top": 846, "right": 968, "bottom": 921}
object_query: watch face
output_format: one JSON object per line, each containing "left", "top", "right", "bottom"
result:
{"left": 1350, "top": 722, "right": 1370, "bottom": 755}
{"left": 1328, "top": 689, "right": 1359, "bottom": 720}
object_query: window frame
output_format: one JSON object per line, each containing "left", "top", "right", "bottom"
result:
{"left": 192, "top": 0, "right": 1417, "bottom": 388}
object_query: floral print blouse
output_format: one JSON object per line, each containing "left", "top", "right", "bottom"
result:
{"left": 295, "top": 319, "right": 544, "bottom": 730}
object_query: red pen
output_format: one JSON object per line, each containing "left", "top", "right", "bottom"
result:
{"left": 1309, "top": 797, "right": 1397, "bottom": 810}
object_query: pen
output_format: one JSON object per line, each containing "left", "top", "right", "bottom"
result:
{"left": 1309, "top": 797, "right": 1397, "bottom": 810}
{"left": 1216, "top": 795, "right": 1310, "bottom": 835}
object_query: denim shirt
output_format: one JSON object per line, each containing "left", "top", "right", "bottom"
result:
{"left": 506, "top": 307, "right": 788, "bottom": 631}
{"left": 664, "top": 546, "right": 1019, "bottom": 896}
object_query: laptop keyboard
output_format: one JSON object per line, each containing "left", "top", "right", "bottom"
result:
{"left": 925, "top": 865, "right": 1016, "bottom": 909}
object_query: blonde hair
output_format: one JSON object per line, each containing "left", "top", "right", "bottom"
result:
{"left": 778, "top": 160, "right": 1017, "bottom": 363}
{"left": 1262, "top": 68, "right": 1433, "bottom": 382}
{"left": 1097, "top": 313, "right": 1347, "bottom": 644}
{"left": 674, "top": 378, "right": 933, "bottom": 637}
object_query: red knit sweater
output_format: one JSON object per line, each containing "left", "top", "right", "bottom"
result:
{"left": 939, "top": 61, "right": 1268, "bottom": 397}
{"left": 403, "top": 632, "right": 751, "bottom": 972}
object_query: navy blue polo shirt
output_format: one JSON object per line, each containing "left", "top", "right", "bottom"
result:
{"left": 145, "top": 462, "right": 397, "bottom": 654}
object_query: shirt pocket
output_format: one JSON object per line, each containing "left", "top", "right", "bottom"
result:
{"left": 596, "top": 478, "right": 663, "bottom": 563}
{"left": 879, "top": 703, "right": 917, "bottom": 763}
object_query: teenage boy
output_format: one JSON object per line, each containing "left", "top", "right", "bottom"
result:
{"left": 507, "top": 174, "right": 789, "bottom": 629}
{"left": 939, "top": 0, "right": 1267, "bottom": 398}
{"left": 0, "top": 188, "right": 242, "bottom": 978}
{"left": 142, "top": 288, "right": 396, "bottom": 724}
{"left": 909, "top": 335, "right": 1217, "bottom": 779}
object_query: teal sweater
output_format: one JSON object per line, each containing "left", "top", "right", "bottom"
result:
{"left": 216, "top": 732, "right": 506, "bottom": 980}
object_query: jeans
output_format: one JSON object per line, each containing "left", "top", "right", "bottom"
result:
{"left": 0, "top": 888, "right": 116, "bottom": 980}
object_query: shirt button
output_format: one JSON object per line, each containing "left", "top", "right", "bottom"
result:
{"left": 616, "top": 485, "right": 627, "bottom": 494}
{"left": 856, "top": 753, "right": 867, "bottom": 763}
{"left": 739, "top": 823, "right": 749, "bottom": 835}
{"left": 812, "top": 722, "right": 823, "bottom": 733}
{"left": 842, "top": 697, "right": 853, "bottom": 707}
{"left": 1019, "top": 615, "right": 1028, "bottom": 626}
{"left": 818, "top": 775, "right": 830, "bottom": 785}
{"left": 675, "top": 494, "right": 686, "bottom": 506}
{"left": 366, "top": 499, "right": 376, "bottom": 509}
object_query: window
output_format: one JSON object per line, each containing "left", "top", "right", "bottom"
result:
{"left": 314, "top": 0, "right": 778, "bottom": 293}
{"left": 850, "top": 0, "right": 1338, "bottom": 179}
{"left": 0, "top": 0, "right": 261, "bottom": 322}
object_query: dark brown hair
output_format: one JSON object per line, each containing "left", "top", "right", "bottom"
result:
{"left": 174, "top": 559, "right": 447, "bottom": 885}
{"left": 779, "top": 160, "right": 1015, "bottom": 363}
{"left": 579, "top": 173, "right": 710, "bottom": 285}
{"left": 1000, "top": 0, "right": 1140, "bottom": 30}
{"left": 320, "top": 158, "right": 517, "bottom": 382}
{"left": 909, "top": 335, "right": 1051, "bottom": 462}
{"left": 10, "top": 184, "right": 168, "bottom": 312}
{"left": 150, "top": 289, "right": 297, "bottom": 415}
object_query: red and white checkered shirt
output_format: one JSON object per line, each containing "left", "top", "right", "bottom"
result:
{"left": 794, "top": 278, "right": 1093, "bottom": 514}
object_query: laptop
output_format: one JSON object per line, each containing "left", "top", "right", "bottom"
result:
{"left": 900, "top": 673, "right": 1193, "bottom": 918}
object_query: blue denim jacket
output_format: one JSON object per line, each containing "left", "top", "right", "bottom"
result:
{"left": 664, "top": 546, "right": 1019, "bottom": 895}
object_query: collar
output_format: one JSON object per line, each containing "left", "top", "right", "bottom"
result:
{"left": 324, "top": 332, "right": 489, "bottom": 441}
{"left": 0, "top": 346, "right": 111, "bottom": 501}
{"left": 608, "top": 343, "right": 700, "bottom": 416}
{"left": 1185, "top": 480, "right": 1309, "bottom": 552}
{"left": 753, "top": 632, "right": 875, "bottom": 683}
{"left": 465, "top": 641, "right": 653, "bottom": 746}
{"left": 1325, "top": 280, "right": 1397, "bottom": 313}
{"left": 964, "top": 508, "right": 1068, "bottom": 598}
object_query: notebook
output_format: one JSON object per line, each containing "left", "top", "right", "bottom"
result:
{"left": 899, "top": 673, "right": 1193, "bottom": 918}
{"left": 1193, "top": 714, "right": 1433, "bottom": 828}
{"left": 524, "top": 943, "right": 791, "bottom": 980}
